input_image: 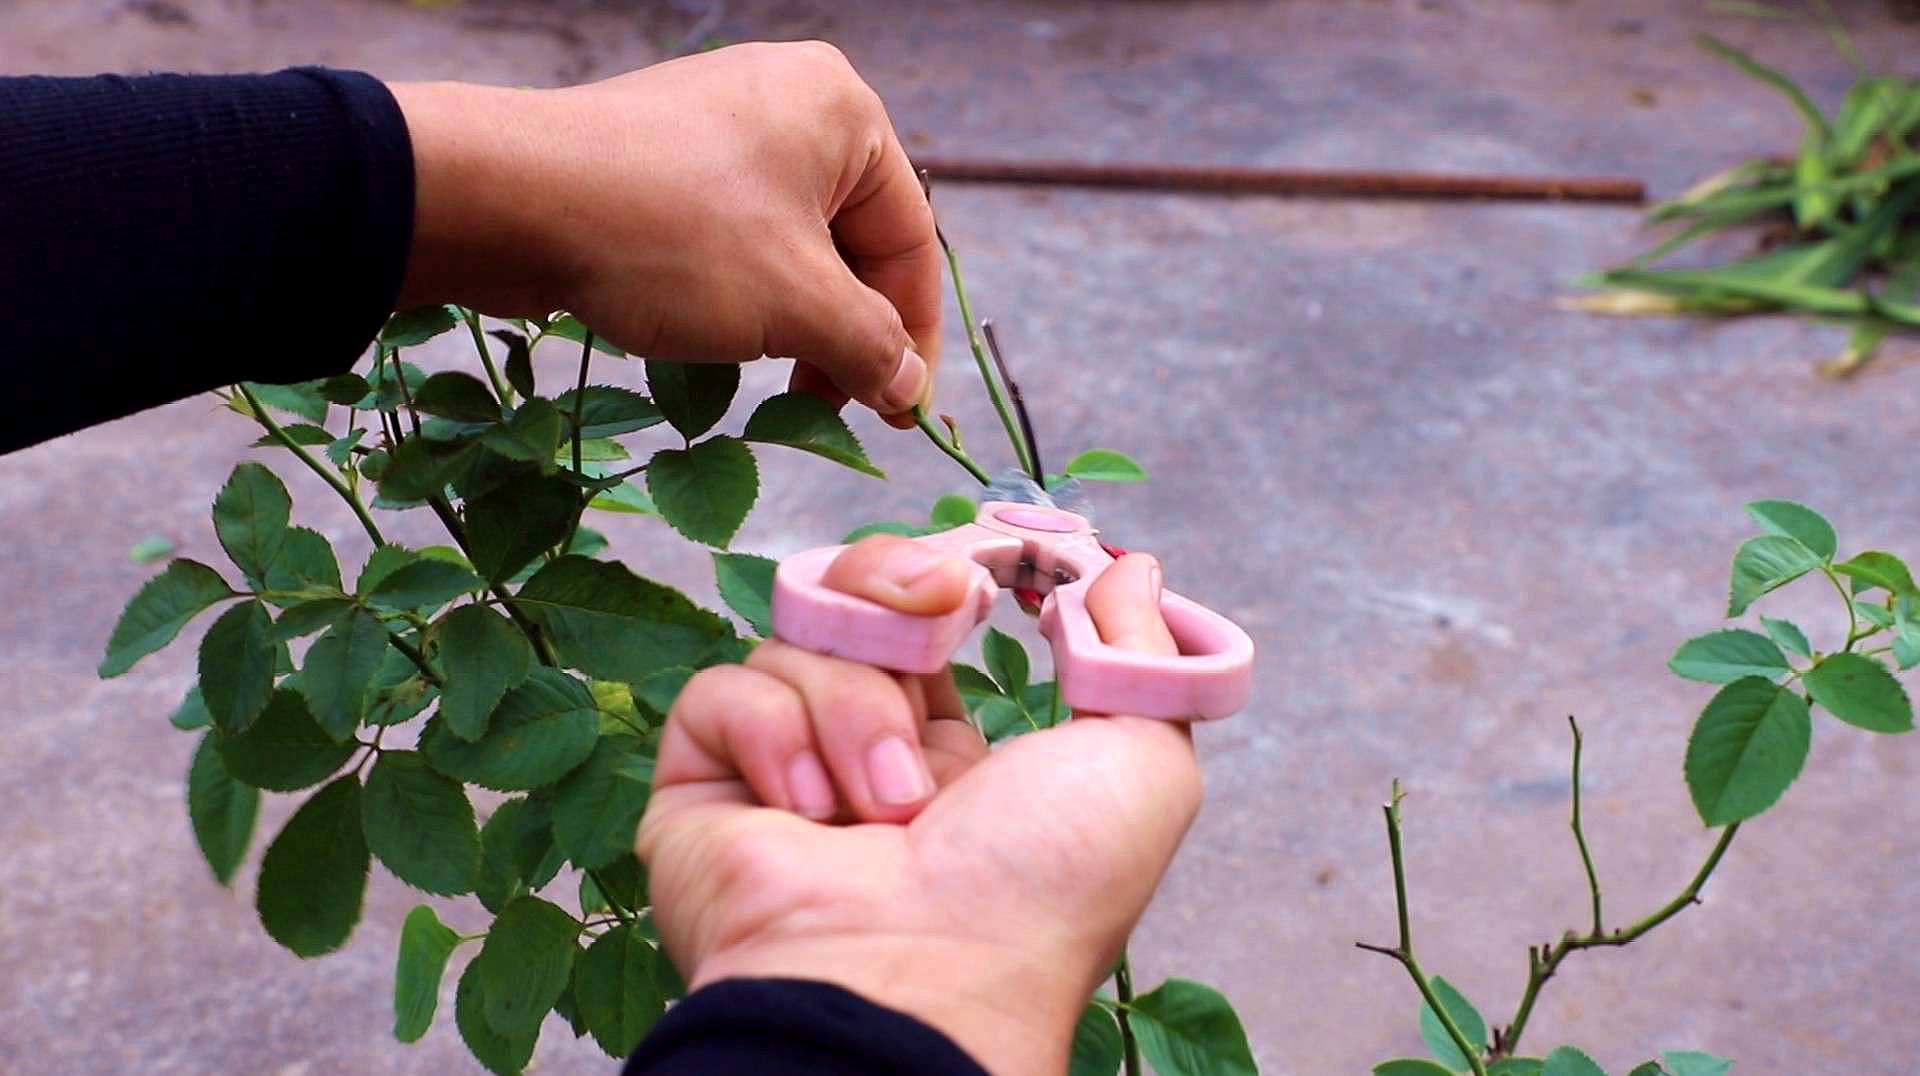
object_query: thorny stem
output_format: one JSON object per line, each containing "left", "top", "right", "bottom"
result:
{"left": 1114, "top": 951, "right": 1142, "bottom": 1076}
{"left": 465, "top": 309, "right": 514, "bottom": 405}
{"left": 914, "top": 406, "right": 992, "bottom": 484}
{"left": 424, "top": 494, "right": 560, "bottom": 667}
{"left": 1568, "top": 716, "right": 1603, "bottom": 937}
{"left": 234, "top": 383, "right": 386, "bottom": 548}
{"left": 1354, "top": 781, "right": 1491, "bottom": 1076}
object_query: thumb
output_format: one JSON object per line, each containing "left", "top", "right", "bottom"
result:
{"left": 1085, "top": 554, "right": 1179, "bottom": 656}
{"left": 821, "top": 533, "right": 974, "bottom": 616}
{"left": 779, "top": 259, "right": 931, "bottom": 425}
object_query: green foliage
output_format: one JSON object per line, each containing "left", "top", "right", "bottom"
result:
{"left": 1127, "top": 977, "right": 1259, "bottom": 1076}
{"left": 1726, "top": 535, "right": 1820, "bottom": 616}
{"left": 435, "top": 605, "right": 535, "bottom": 740}
{"left": 573, "top": 924, "right": 672, "bottom": 1057}
{"left": 199, "top": 600, "right": 279, "bottom": 733}
{"left": 1418, "top": 975, "right": 1487, "bottom": 1071}
{"left": 648, "top": 436, "right": 759, "bottom": 547}
{"left": 554, "top": 385, "right": 663, "bottom": 437}
{"left": 212, "top": 462, "right": 292, "bottom": 582}
{"left": 382, "top": 304, "right": 459, "bottom": 347}
{"left": 393, "top": 905, "right": 462, "bottom": 1043}
{"left": 1661, "top": 1050, "right": 1734, "bottom": 1076}
{"left": 1070, "top": 1002, "right": 1124, "bottom": 1076}
{"left": 930, "top": 493, "right": 977, "bottom": 528}
{"left": 1667, "top": 629, "right": 1789, "bottom": 683}
{"left": 216, "top": 688, "right": 355, "bottom": 791}
{"left": 646, "top": 359, "right": 738, "bottom": 439}
{"left": 100, "top": 559, "right": 235, "bottom": 677}
{"left": 303, "top": 610, "right": 391, "bottom": 740}
{"left": 517, "top": 556, "right": 731, "bottom": 681}
{"left": 742, "top": 391, "right": 884, "bottom": 477}
{"left": 472, "top": 896, "right": 580, "bottom": 1037}
{"left": 1541, "top": 1046, "right": 1606, "bottom": 1076}
{"left": 256, "top": 775, "right": 370, "bottom": 957}
{"left": 1803, "top": 652, "right": 1912, "bottom": 732}
{"left": 551, "top": 740, "right": 653, "bottom": 870}
{"left": 1375, "top": 1063, "right": 1458, "bottom": 1076}
{"left": 456, "top": 959, "right": 538, "bottom": 1075}
{"left": 1064, "top": 448, "right": 1149, "bottom": 482}
{"left": 712, "top": 552, "right": 777, "bottom": 637}
{"left": 419, "top": 669, "right": 602, "bottom": 791}
{"left": 363, "top": 751, "right": 481, "bottom": 896}
{"left": 1685, "top": 677, "right": 1810, "bottom": 825}
{"left": 982, "top": 627, "right": 1031, "bottom": 697}
{"left": 188, "top": 733, "right": 258, "bottom": 886}
{"left": 1745, "top": 500, "right": 1835, "bottom": 561}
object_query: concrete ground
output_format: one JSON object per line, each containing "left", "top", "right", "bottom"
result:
{"left": 3, "top": 1, "right": 1918, "bottom": 1072}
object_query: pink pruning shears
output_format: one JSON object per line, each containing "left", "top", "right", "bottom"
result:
{"left": 769, "top": 495, "right": 1254, "bottom": 721}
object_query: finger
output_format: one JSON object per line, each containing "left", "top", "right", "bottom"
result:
{"left": 923, "top": 715, "right": 988, "bottom": 787}
{"left": 776, "top": 253, "right": 929, "bottom": 428}
{"left": 654, "top": 665, "right": 841, "bottom": 821}
{"left": 787, "top": 361, "right": 850, "bottom": 413}
{"left": 1086, "top": 554, "right": 1179, "bottom": 657}
{"left": 748, "top": 639, "right": 937, "bottom": 823}
{"left": 832, "top": 121, "right": 943, "bottom": 415}
{"left": 820, "top": 533, "right": 974, "bottom": 616}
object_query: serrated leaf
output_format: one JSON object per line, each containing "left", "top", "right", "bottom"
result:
{"left": 1128, "top": 977, "right": 1258, "bottom": 1076}
{"left": 544, "top": 314, "right": 626, "bottom": 356}
{"left": 466, "top": 471, "right": 580, "bottom": 582}
{"left": 483, "top": 397, "right": 566, "bottom": 464}
{"left": 1761, "top": 616, "right": 1811, "bottom": 659}
{"left": 1490, "top": 1061, "right": 1547, "bottom": 1076}
{"left": 436, "top": 605, "right": 536, "bottom": 740}
{"left": 199, "top": 600, "right": 278, "bottom": 734}
{"left": 977, "top": 697, "right": 1036, "bottom": 743}
{"left": 1668, "top": 629, "right": 1790, "bottom": 683}
{"left": 188, "top": 732, "right": 258, "bottom": 886}
{"left": 99, "top": 559, "right": 235, "bottom": 677}
{"left": 1745, "top": 499, "right": 1835, "bottom": 560}
{"left": 843, "top": 520, "right": 928, "bottom": 542}
{"left": 382, "top": 304, "right": 459, "bottom": 347}
{"left": 1804, "top": 652, "right": 1912, "bottom": 732}
{"left": 1662, "top": 1049, "right": 1734, "bottom": 1076}
{"left": 412, "top": 371, "right": 501, "bottom": 423}
{"left": 929, "top": 493, "right": 976, "bottom": 528}
{"left": 1543, "top": 1045, "right": 1607, "bottom": 1076}
{"left": 420, "top": 668, "right": 601, "bottom": 790}
{"left": 579, "top": 853, "right": 648, "bottom": 917}
{"left": 1727, "top": 535, "right": 1821, "bottom": 616}
{"left": 741, "top": 391, "right": 884, "bottom": 478}
{"left": 217, "top": 687, "right": 356, "bottom": 790}
{"left": 363, "top": 751, "right": 480, "bottom": 895}
{"left": 242, "top": 381, "right": 329, "bottom": 423}
{"left": 171, "top": 684, "right": 213, "bottom": 731}
{"left": 712, "top": 552, "right": 777, "bottom": 636}
{"left": 1895, "top": 624, "right": 1920, "bottom": 670}
{"left": 573, "top": 923, "right": 670, "bottom": 1057}
{"left": 551, "top": 739, "right": 652, "bottom": 870}
{"left": 951, "top": 662, "right": 1004, "bottom": 704}
{"left": 267, "top": 598, "right": 353, "bottom": 643}
{"left": 393, "top": 905, "right": 462, "bottom": 1043}
{"left": 1625, "top": 1064, "right": 1662, "bottom": 1076}
{"left": 212, "top": 462, "right": 291, "bottom": 582}
{"left": 1070, "top": 1002, "right": 1124, "bottom": 1076}
{"left": 1374, "top": 1062, "right": 1458, "bottom": 1076}
{"left": 367, "top": 559, "right": 484, "bottom": 612}
{"left": 455, "top": 958, "right": 538, "bottom": 1075}
{"left": 476, "top": 796, "right": 563, "bottom": 915}
{"left": 1419, "top": 975, "right": 1488, "bottom": 1070}
{"left": 1686, "top": 677, "right": 1812, "bottom": 825}
{"left": 302, "top": 610, "right": 391, "bottom": 740}
{"left": 647, "top": 359, "right": 738, "bottom": 439}
{"left": 1834, "top": 550, "right": 1917, "bottom": 597}
{"left": 256, "top": 775, "right": 369, "bottom": 957}
{"left": 473, "top": 896, "right": 580, "bottom": 1037}
{"left": 648, "top": 437, "right": 758, "bottom": 547}
{"left": 1064, "top": 448, "right": 1148, "bottom": 482}
{"left": 516, "top": 556, "right": 731, "bottom": 682}
{"left": 982, "top": 627, "right": 1030, "bottom": 697}
{"left": 553, "top": 385, "right": 663, "bottom": 438}
{"left": 315, "top": 372, "right": 371, "bottom": 405}
{"left": 1854, "top": 600, "right": 1896, "bottom": 627}
{"left": 263, "top": 526, "right": 344, "bottom": 603}
{"left": 356, "top": 545, "right": 418, "bottom": 595}
{"left": 251, "top": 423, "right": 334, "bottom": 451}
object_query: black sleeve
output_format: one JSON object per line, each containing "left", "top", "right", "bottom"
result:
{"left": 0, "top": 68, "right": 413, "bottom": 455}
{"left": 624, "top": 979, "right": 991, "bottom": 1076}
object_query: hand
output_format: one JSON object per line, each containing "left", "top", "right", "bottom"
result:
{"left": 636, "top": 536, "right": 1202, "bottom": 1074}
{"left": 388, "top": 41, "right": 941, "bottom": 426}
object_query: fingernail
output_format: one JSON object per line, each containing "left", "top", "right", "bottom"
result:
{"left": 1147, "top": 560, "right": 1163, "bottom": 603}
{"left": 786, "top": 752, "right": 837, "bottom": 819}
{"left": 881, "top": 348, "right": 927, "bottom": 412}
{"left": 866, "top": 735, "right": 932, "bottom": 805}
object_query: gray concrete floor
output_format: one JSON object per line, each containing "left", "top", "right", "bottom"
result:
{"left": 4, "top": 1, "right": 1920, "bottom": 1072}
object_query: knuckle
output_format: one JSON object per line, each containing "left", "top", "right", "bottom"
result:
{"left": 667, "top": 665, "right": 752, "bottom": 724}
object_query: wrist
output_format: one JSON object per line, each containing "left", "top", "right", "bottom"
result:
{"left": 691, "top": 932, "right": 1091, "bottom": 1075}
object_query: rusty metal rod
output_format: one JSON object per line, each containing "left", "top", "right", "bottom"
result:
{"left": 912, "top": 156, "right": 1645, "bottom": 204}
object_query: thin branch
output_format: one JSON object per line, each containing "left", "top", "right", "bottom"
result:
{"left": 465, "top": 309, "right": 514, "bottom": 405}
{"left": 1568, "top": 716, "right": 1603, "bottom": 937}
{"left": 1114, "top": 951, "right": 1142, "bottom": 1076}
{"left": 383, "top": 627, "right": 442, "bottom": 686}
{"left": 1824, "top": 566, "right": 1863, "bottom": 649}
{"left": 572, "top": 332, "right": 593, "bottom": 477}
{"left": 391, "top": 346, "right": 423, "bottom": 437}
{"left": 423, "top": 494, "right": 560, "bottom": 667}
{"left": 914, "top": 406, "right": 992, "bottom": 485}
{"left": 235, "top": 383, "right": 385, "bottom": 547}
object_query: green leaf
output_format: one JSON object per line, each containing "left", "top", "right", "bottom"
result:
{"left": 1373, "top": 1062, "right": 1459, "bottom": 1076}
{"left": 551, "top": 738, "right": 653, "bottom": 870}
{"left": 128, "top": 534, "right": 174, "bottom": 564}
{"left": 1727, "top": 535, "right": 1821, "bottom": 616}
{"left": 977, "top": 696, "right": 1036, "bottom": 743}
{"left": 1695, "top": 35, "right": 1830, "bottom": 138}
{"left": 1069, "top": 1002, "right": 1124, "bottom": 1076}
{"left": 436, "top": 605, "right": 536, "bottom": 740}
{"left": 251, "top": 424, "right": 334, "bottom": 451}
{"left": 421, "top": 668, "right": 601, "bottom": 790}
{"left": 1662, "top": 1050, "right": 1734, "bottom": 1076}
{"left": 1744, "top": 500, "right": 1835, "bottom": 561}
{"left": 1761, "top": 616, "right": 1811, "bottom": 659}
{"left": 217, "top": 687, "right": 356, "bottom": 790}
{"left": 1064, "top": 448, "right": 1149, "bottom": 482}
{"left": 579, "top": 853, "right": 649, "bottom": 917}
{"left": 633, "top": 667, "right": 696, "bottom": 719}
{"left": 413, "top": 371, "right": 502, "bottom": 423}
{"left": 1685, "top": 677, "right": 1812, "bottom": 825}
{"left": 1127, "top": 977, "right": 1258, "bottom": 1076}
{"left": 516, "top": 556, "right": 732, "bottom": 682}
{"left": 1834, "top": 550, "right": 1917, "bottom": 597}
{"left": 171, "top": 684, "right": 213, "bottom": 731}
{"left": 212, "top": 462, "right": 291, "bottom": 582}
{"left": 99, "top": 559, "right": 235, "bottom": 677}
{"left": 482, "top": 397, "right": 566, "bottom": 464}
{"left": 1854, "top": 599, "right": 1896, "bottom": 627}
{"left": 741, "top": 391, "right": 884, "bottom": 478}
{"left": 363, "top": 751, "right": 480, "bottom": 895}
{"left": 843, "top": 520, "right": 929, "bottom": 542}
{"left": 1804, "top": 652, "right": 1912, "bottom": 732}
{"left": 188, "top": 732, "right": 258, "bottom": 886}
{"left": 476, "top": 796, "right": 564, "bottom": 914}
{"left": 367, "top": 559, "right": 484, "bottom": 612}
{"left": 713, "top": 552, "right": 777, "bottom": 637}
{"left": 377, "top": 435, "right": 479, "bottom": 504}
{"left": 256, "top": 775, "right": 370, "bottom": 957}
{"left": 553, "top": 385, "right": 663, "bottom": 438}
{"left": 1667, "top": 629, "right": 1790, "bottom": 683}
{"left": 648, "top": 437, "right": 759, "bottom": 547}
{"left": 1895, "top": 624, "right": 1920, "bottom": 671}
{"left": 586, "top": 475, "right": 657, "bottom": 516}
{"left": 473, "top": 896, "right": 580, "bottom": 1037}
{"left": 1543, "top": 1046, "right": 1608, "bottom": 1076}
{"left": 1625, "top": 1064, "right": 1663, "bottom": 1076}
{"left": 1419, "top": 975, "right": 1488, "bottom": 1070}
{"left": 929, "top": 493, "right": 977, "bottom": 528}
{"left": 490, "top": 329, "right": 536, "bottom": 399}
{"left": 264, "top": 526, "right": 345, "bottom": 600}
{"left": 382, "top": 304, "right": 459, "bottom": 347}
{"left": 356, "top": 545, "right": 419, "bottom": 595}
{"left": 982, "top": 627, "right": 1030, "bottom": 697}
{"left": 1490, "top": 1062, "right": 1547, "bottom": 1076}
{"left": 544, "top": 313, "right": 626, "bottom": 356}
{"left": 464, "top": 471, "right": 580, "bottom": 582}
{"left": 315, "top": 372, "right": 372, "bottom": 405}
{"left": 573, "top": 923, "right": 671, "bottom": 1057}
{"left": 647, "top": 359, "right": 738, "bottom": 439}
{"left": 455, "top": 958, "right": 539, "bottom": 1075}
{"left": 302, "top": 610, "right": 391, "bottom": 740}
{"left": 199, "top": 600, "right": 279, "bottom": 734}
{"left": 355, "top": 358, "right": 428, "bottom": 411}
{"left": 267, "top": 598, "right": 353, "bottom": 643}
{"left": 241, "top": 381, "right": 330, "bottom": 423}
{"left": 951, "top": 662, "right": 1004, "bottom": 704}
{"left": 393, "top": 904, "right": 462, "bottom": 1043}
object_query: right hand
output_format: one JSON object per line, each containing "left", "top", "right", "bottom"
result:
{"left": 637, "top": 536, "right": 1202, "bottom": 1074}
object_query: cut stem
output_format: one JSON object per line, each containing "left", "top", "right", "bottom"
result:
{"left": 235, "top": 383, "right": 385, "bottom": 548}
{"left": 1568, "top": 716, "right": 1603, "bottom": 937}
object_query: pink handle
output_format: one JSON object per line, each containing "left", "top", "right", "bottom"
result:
{"left": 769, "top": 503, "right": 1254, "bottom": 721}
